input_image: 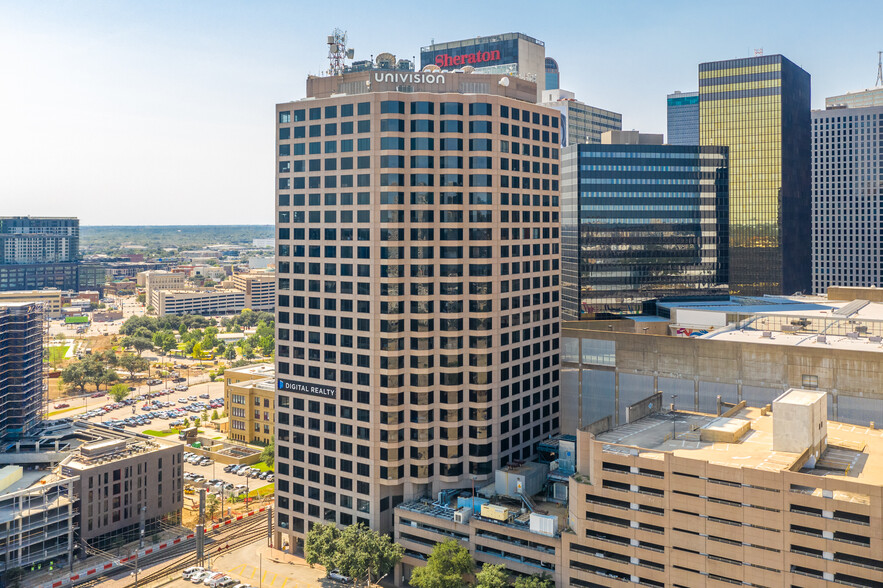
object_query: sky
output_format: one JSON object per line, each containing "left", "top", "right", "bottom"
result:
{"left": 1, "top": 0, "right": 881, "bottom": 225}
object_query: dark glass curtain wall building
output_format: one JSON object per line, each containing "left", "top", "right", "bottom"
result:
{"left": 699, "top": 54, "right": 811, "bottom": 296}
{"left": 666, "top": 91, "right": 699, "bottom": 145}
{"left": 562, "top": 141, "right": 729, "bottom": 319}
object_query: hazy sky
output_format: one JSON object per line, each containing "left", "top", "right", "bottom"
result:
{"left": 1, "top": 0, "right": 880, "bottom": 225}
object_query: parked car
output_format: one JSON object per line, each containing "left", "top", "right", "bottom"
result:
{"left": 53, "top": 403, "right": 70, "bottom": 409}
{"left": 328, "top": 570, "right": 351, "bottom": 583}
{"left": 182, "top": 567, "right": 204, "bottom": 580}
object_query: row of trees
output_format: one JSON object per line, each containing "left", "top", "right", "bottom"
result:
{"left": 60, "top": 350, "right": 149, "bottom": 391}
{"left": 410, "top": 540, "right": 553, "bottom": 588}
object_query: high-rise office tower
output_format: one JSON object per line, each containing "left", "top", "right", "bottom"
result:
{"left": 541, "top": 89, "right": 622, "bottom": 146}
{"left": 545, "top": 57, "right": 559, "bottom": 91}
{"left": 273, "top": 69, "right": 561, "bottom": 547}
{"left": 0, "top": 216, "right": 80, "bottom": 292}
{"left": 826, "top": 86, "right": 883, "bottom": 109}
{"left": 666, "top": 90, "right": 699, "bottom": 145}
{"left": 699, "top": 55, "right": 811, "bottom": 296}
{"left": 562, "top": 131, "right": 729, "bottom": 319}
{"left": 812, "top": 103, "right": 883, "bottom": 294}
{"left": 0, "top": 302, "right": 43, "bottom": 439}
{"left": 420, "top": 33, "right": 547, "bottom": 100}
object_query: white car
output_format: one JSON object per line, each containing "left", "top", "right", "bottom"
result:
{"left": 190, "top": 571, "right": 211, "bottom": 584}
{"left": 183, "top": 567, "right": 205, "bottom": 580}
{"left": 328, "top": 570, "right": 350, "bottom": 583}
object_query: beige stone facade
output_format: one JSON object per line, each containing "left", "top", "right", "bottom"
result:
{"left": 232, "top": 271, "right": 275, "bottom": 312}
{"left": 0, "top": 289, "right": 62, "bottom": 317}
{"left": 274, "top": 71, "right": 561, "bottom": 548}
{"left": 224, "top": 363, "right": 276, "bottom": 445}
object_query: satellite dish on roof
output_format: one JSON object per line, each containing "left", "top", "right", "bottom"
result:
{"left": 462, "top": 65, "right": 475, "bottom": 74}
{"left": 376, "top": 52, "right": 395, "bottom": 68}
{"left": 498, "top": 77, "right": 509, "bottom": 87}
{"left": 422, "top": 64, "right": 441, "bottom": 72}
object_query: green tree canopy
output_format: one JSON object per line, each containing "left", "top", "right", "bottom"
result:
{"left": 475, "top": 564, "right": 508, "bottom": 588}
{"left": 118, "top": 354, "right": 149, "bottom": 380}
{"left": 513, "top": 574, "right": 555, "bottom": 588}
{"left": 109, "top": 383, "right": 131, "bottom": 402}
{"left": 305, "top": 523, "right": 403, "bottom": 585}
{"left": 121, "top": 336, "right": 153, "bottom": 357}
{"left": 61, "top": 363, "right": 88, "bottom": 391}
{"left": 260, "top": 441, "right": 274, "bottom": 468}
{"left": 224, "top": 345, "right": 237, "bottom": 361}
{"left": 409, "top": 539, "right": 474, "bottom": 588}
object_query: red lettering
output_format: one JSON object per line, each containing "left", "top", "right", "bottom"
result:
{"left": 434, "top": 49, "right": 501, "bottom": 68}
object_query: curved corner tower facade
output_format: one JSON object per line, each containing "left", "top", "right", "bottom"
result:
{"left": 273, "top": 71, "right": 561, "bottom": 548}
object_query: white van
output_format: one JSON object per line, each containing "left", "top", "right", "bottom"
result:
{"left": 182, "top": 567, "right": 204, "bottom": 580}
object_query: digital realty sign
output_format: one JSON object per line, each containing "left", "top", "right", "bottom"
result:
{"left": 420, "top": 38, "right": 518, "bottom": 70}
{"left": 277, "top": 379, "right": 336, "bottom": 398}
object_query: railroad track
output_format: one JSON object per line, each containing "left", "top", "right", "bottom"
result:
{"left": 76, "top": 513, "right": 270, "bottom": 588}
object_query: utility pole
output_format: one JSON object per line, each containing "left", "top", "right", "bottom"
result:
{"left": 267, "top": 506, "right": 272, "bottom": 547}
{"left": 138, "top": 505, "right": 147, "bottom": 548}
{"left": 196, "top": 489, "right": 206, "bottom": 566}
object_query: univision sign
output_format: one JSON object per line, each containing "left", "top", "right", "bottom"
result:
{"left": 373, "top": 72, "right": 446, "bottom": 84}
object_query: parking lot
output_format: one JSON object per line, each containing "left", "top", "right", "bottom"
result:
{"left": 47, "top": 379, "right": 274, "bottom": 501}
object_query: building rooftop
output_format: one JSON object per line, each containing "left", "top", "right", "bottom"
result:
{"left": 228, "top": 363, "right": 275, "bottom": 378}
{"left": 594, "top": 405, "right": 883, "bottom": 487}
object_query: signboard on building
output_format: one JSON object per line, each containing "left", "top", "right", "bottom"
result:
{"left": 420, "top": 39, "right": 518, "bottom": 71}
{"left": 277, "top": 379, "right": 337, "bottom": 398}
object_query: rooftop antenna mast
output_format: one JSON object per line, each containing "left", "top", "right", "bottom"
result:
{"left": 327, "top": 28, "right": 353, "bottom": 76}
{"left": 876, "top": 51, "right": 882, "bottom": 87}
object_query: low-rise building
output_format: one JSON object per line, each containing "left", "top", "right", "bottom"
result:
{"left": 0, "top": 289, "right": 62, "bottom": 318}
{"left": 0, "top": 468, "right": 77, "bottom": 575}
{"left": 224, "top": 364, "right": 275, "bottom": 445}
{"left": 564, "top": 389, "right": 883, "bottom": 587}
{"left": 150, "top": 288, "right": 245, "bottom": 316}
{"left": 232, "top": 272, "right": 275, "bottom": 311}
{"left": 59, "top": 425, "right": 183, "bottom": 551}
{"left": 138, "top": 270, "right": 185, "bottom": 302}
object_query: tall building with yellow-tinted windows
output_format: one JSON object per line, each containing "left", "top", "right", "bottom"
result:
{"left": 699, "top": 55, "right": 811, "bottom": 296}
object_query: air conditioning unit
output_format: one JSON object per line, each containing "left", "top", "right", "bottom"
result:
{"left": 453, "top": 508, "right": 471, "bottom": 524}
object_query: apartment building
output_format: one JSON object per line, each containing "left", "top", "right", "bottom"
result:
{"left": 564, "top": 389, "right": 883, "bottom": 587}
{"left": 274, "top": 69, "right": 562, "bottom": 548}
{"left": 0, "top": 217, "right": 80, "bottom": 292}
{"left": 59, "top": 425, "right": 183, "bottom": 550}
{"left": 232, "top": 272, "right": 276, "bottom": 311}
{"left": 0, "top": 302, "right": 44, "bottom": 440}
{"left": 224, "top": 363, "right": 276, "bottom": 445}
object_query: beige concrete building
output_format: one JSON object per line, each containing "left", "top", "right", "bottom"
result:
{"left": 59, "top": 426, "right": 183, "bottom": 550}
{"left": 150, "top": 288, "right": 245, "bottom": 316}
{"left": 138, "top": 270, "right": 185, "bottom": 302}
{"left": 564, "top": 389, "right": 883, "bottom": 587}
{"left": 274, "top": 69, "right": 561, "bottom": 547}
{"left": 0, "top": 289, "right": 62, "bottom": 317}
{"left": 224, "top": 363, "right": 276, "bottom": 445}
{"left": 232, "top": 271, "right": 275, "bottom": 311}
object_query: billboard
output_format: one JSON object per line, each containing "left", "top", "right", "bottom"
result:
{"left": 420, "top": 38, "right": 518, "bottom": 71}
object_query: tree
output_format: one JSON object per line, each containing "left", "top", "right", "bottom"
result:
{"left": 224, "top": 345, "right": 237, "bottom": 361}
{"left": 182, "top": 418, "right": 190, "bottom": 428}
{"left": 202, "top": 410, "right": 209, "bottom": 422}
{"left": 409, "top": 539, "right": 474, "bottom": 588}
{"left": 118, "top": 354, "right": 149, "bottom": 380}
{"left": 513, "top": 574, "right": 555, "bottom": 588}
{"left": 61, "top": 363, "right": 88, "bottom": 391}
{"left": 96, "top": 367, "right": 119, "bottom": 390}
{"left": 261, "top": 441, "right": 274, "bottom": 468}
{"left": 240, "top": 342, "right": 254, "bottom": 359}
{"left": 305, "top": 522, "right": 403, "bottom": 586}
{"left": 212, "top": 409, "right": 219, "bottom": 420}
{"left": 122, "top": 336, "right": 153, "bottom": 357}
{"left": 109, "top": 383, "right": 131, "bottom": 402}
{"left": 97, "top": 349, "right": 118, "bottom": 367}
{"left": 137, "top": 293, "right": 146, "bottom": 304}
{"left": 161, "top": 332, "right": 177, "bottom": 354}
{"left": 193, "top": 417, "right": 201, "bottom": 428}
{"left": 259, "top": 336, "right": 274, "bottom": 357}
{"left": 206, "top": 493, "right": 219, "bottom": 521}
{"left": 305, "top": 522, "right": 340, "bottom": 570}
{"left": 475, "top": 564, "right": 508, "bottom": 588}
{"left": 192, "top": 341, "right": 204, "bottom": 362}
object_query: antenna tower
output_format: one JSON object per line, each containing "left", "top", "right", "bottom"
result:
{"left": 327, "top": 28, "right": 351, "bottom": 76}
{"left": 876, "top": 51, "right": 882, "bottom": 87}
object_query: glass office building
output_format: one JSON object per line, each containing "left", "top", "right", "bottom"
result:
{"left": 545, "top": 57, "right": 559, "bottom": 90}
{"left": 699, "top": 55, "right": 811, "bottom": 296}
{"left": 0, "top": 302, "right": 43, "bottom": 440}
{"left": 666, "top": 90, "right": 699, "bottom": 145}
{"left": 562, "top": 140, "right": 729, "bottom": 319}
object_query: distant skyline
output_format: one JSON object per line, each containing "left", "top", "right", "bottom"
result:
{"left": 1, "top": 0, "right": 881, "bottom": 225}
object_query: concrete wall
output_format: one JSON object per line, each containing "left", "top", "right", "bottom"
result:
{"left": 827, "top": 285, "right": 883, "bottom": 302}
{"left": 562, "top": 325, "right": 883, "bottom": 428}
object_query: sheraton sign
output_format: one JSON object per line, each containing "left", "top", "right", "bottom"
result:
{"left": 435, "top": 50, "right": 501, "bottom": 67}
